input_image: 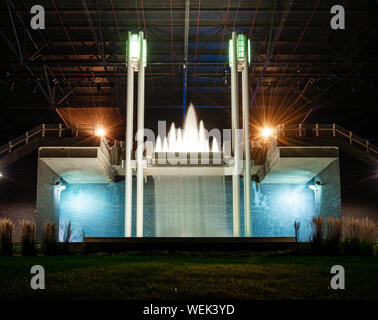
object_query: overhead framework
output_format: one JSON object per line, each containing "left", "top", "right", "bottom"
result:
{"left": 229, "top": 32, "right": 252, "bottom": 237}
{"left": 1, "top": 0, "right": 376, "bottom": 124}
{"left": 125, "top": 31, "right": 146, "bottom": 237}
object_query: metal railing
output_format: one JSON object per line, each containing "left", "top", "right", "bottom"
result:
{"left": 277, "top": 124, "right": 378, "bottom": 155}
{"left": 1, "top": 123, "right": 377, "bottom": 159}
{"left": 0, "top": 124, "right": 108, "bottom": 157}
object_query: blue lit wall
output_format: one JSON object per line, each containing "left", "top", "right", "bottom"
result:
{"left": 243, "top": 180, "right": 315, "bottom": 241}
{"left": 58, "top": 178, "right": 156, "bottom": 241}
{"left": 58, "top": 177, "right": 320, "bottom": 241}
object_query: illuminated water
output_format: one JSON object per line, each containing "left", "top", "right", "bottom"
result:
{"left": 154, "top": 176, "right": 230, "bottom": 237}
{"left": 154, "top": 104, "right": 220, "bottom": 153}
{"left": 153, "top": 104, "right": 229, "bottom": 236}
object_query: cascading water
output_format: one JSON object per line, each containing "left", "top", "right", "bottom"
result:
{"left": 153, "top": 104, "right": 231, "bottom": 237}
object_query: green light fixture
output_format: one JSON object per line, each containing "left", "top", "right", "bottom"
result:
{"left": 130, "top": 33, "right": 140, "bottom": 60}
{"left": 228, "top": 39, "right": 233, "bottom": 67}
{"left": 237, "top": 34, "right": 246, "bottom": 60}
{"left": 248, "top": 38, "right": 251, "bottom": 65}
{"left": 229, "top": 34, "right": 251, "bottom": 68}
{"left": 143, "top": 39, "right": 147, "bottom": 66}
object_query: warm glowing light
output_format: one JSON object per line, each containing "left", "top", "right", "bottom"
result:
{"left": 0, "top": 172, "right": 3, "bottom": 178}
{"left": 95, "top": 127, "right": 106, "bottom": 137}
{"left": 261, "top": 127, "right": 274, "bottom": 138}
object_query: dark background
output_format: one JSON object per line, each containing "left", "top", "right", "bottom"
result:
{"left": 0, "top": 1, "right": 377, "bottom": 221}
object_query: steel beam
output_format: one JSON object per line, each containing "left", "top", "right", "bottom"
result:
{"left": 136, "top": 31, "right": 145, "bottom": 237}
{"left": 125, "top": 32, "right": 134, "bottom": 237}
{"left": 242, "top": 51, "right": 251, "bottom": 237}
{"left": 182, "top": 0, "right": 190, "bottom": 118}
{"left": 231, "top": 32, "right": 240, "bottom": 237}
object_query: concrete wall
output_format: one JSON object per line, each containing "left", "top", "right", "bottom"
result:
{"left": 57, "top": 177, "right": 155, "bottom": 241}
{"left": 51, "top": 177, "right": 326, "bottom": 241}
{"left": 35, "top": 159, "right": 61, "bottom": 239}
{"left": 236, "top": 179, "right": 315, "bottom": 241}
{"left": 314, "top": 159, "right": 342, "bottom": 220}
{"left": 0, "top": 153, "right": 37, "bottom": 242}
{"left": 0, "top": 203, "right": 36, "bottom": 242}
{"left": 36, "top": 162, "right": 341, "bottom": 242}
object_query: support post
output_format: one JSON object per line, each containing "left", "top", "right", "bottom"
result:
{"left": 125, "top": 32, "right": 134, "bottom": 237}
{"left": 242, "top": 51, "right": 251, "bottom": 237}
{"left": 230, "top": 32, "right": 240, "bottom": 237}
{"left": 182, "top": 0, "right": 190, "bottom": 118}
{"left": 182, "top": 64, "right": 188, "bottom": 118}
{"left": 136, "top": 31, "right": 145, "bottom": 237}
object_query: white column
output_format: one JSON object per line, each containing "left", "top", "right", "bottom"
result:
{"left": 231, "top": 32, "right": 240, "bottom": 237}
{"left": 242, "top": 52, "right": 251, "bottom": 237}
{"left": 136, "top": 31, "right": 145, "bottom": 237}
{"left": 125, "top": 32, "right": 134, "bottom": 237}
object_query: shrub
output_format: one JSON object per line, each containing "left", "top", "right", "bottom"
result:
{"left": 310, "top": 216, "right": 325, "bottom": 254}
{"left": 294, "top": 220, "right": 301, "bottom": 242}
{"left": 43, "top": 222, "right": 58, "bottom": 255}
{"left": 61, "top": 222, "right": 73, "bottom": 254}
{"left": 0, "top": 218, "right": 15, "bottom": 256}
{"left": 19, "top": 220, "right": 36, "bottom": 256}
{"left": 325, "top": 217, "right": 342, "bottom": 255}
{"left": 342, "top": 217, "right": 377, "bottom": 256}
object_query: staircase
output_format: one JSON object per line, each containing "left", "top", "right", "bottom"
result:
{"left": 277, "top": 124, "right": 378, "bottom": 165}
{"left": 0, "top": 124, "right": 106, "bottom": 168}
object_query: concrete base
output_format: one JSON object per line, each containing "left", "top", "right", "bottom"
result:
{"left": 84, "top": 237, "right": 295, "bottom": 253}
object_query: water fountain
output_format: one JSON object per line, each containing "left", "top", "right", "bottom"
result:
{"left": 153, "top": 104, "right": 230, "bottom": 237}
{"left": 154, "top": 105, "right": 220, "bottom": 153}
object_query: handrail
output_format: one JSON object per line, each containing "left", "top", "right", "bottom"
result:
{"left": 2, "top": 123, "right": 377, "bottom": 160}
{"left": 277, "top": 123, "right": 378, "bottom": 155}
{"left": 0, "top": 124, "right": 111, "bottom": 157}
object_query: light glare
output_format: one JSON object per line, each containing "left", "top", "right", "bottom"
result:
{"left": 261, "top": 127, "right": 274, "bottom": 138}
{"left": 95, "top": 127, "right": 106, "bottom": 137}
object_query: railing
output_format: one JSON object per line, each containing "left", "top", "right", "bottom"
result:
{"left": 2, "top": 123, "right": 377, "bottom": 160}
{"left": 277, "top": 124, "right": 378, "bottom": 156}
{"left": 0, "top": 124, "right": 109, "bottom": 157}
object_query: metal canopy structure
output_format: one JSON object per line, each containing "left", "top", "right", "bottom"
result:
{"left": 0, "top": 0, "right": 377, "bottom": 141}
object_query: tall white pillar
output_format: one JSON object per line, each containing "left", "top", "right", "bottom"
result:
{"left": 125, "top": 32, "right": 134, "bottom": 237}
{"left": 231, "top": 32, "right": 240, "bottom": 237}
{"left": 242, "top": 51, "right": 251, "bottom": 237}
{"left": 136, "top": 31, "right": 145, "bottom": 237}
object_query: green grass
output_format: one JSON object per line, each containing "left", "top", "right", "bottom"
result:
{"left": 0, "top": 252, "right": 376, "bottom": 300}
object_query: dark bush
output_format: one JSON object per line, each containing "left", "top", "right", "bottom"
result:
{"left": 0, "top": 218, "right": 14, "bottom": 256}
{"left": 20, "top": 220, "right": 36, "bottom": 256}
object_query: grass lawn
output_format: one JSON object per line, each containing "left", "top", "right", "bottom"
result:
{"left": 0, "top": 252, "right": 376, "bottom": 300}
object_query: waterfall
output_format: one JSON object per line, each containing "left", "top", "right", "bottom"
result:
{"left": 153, "top": 104, "right": 230, "bottom": 237}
